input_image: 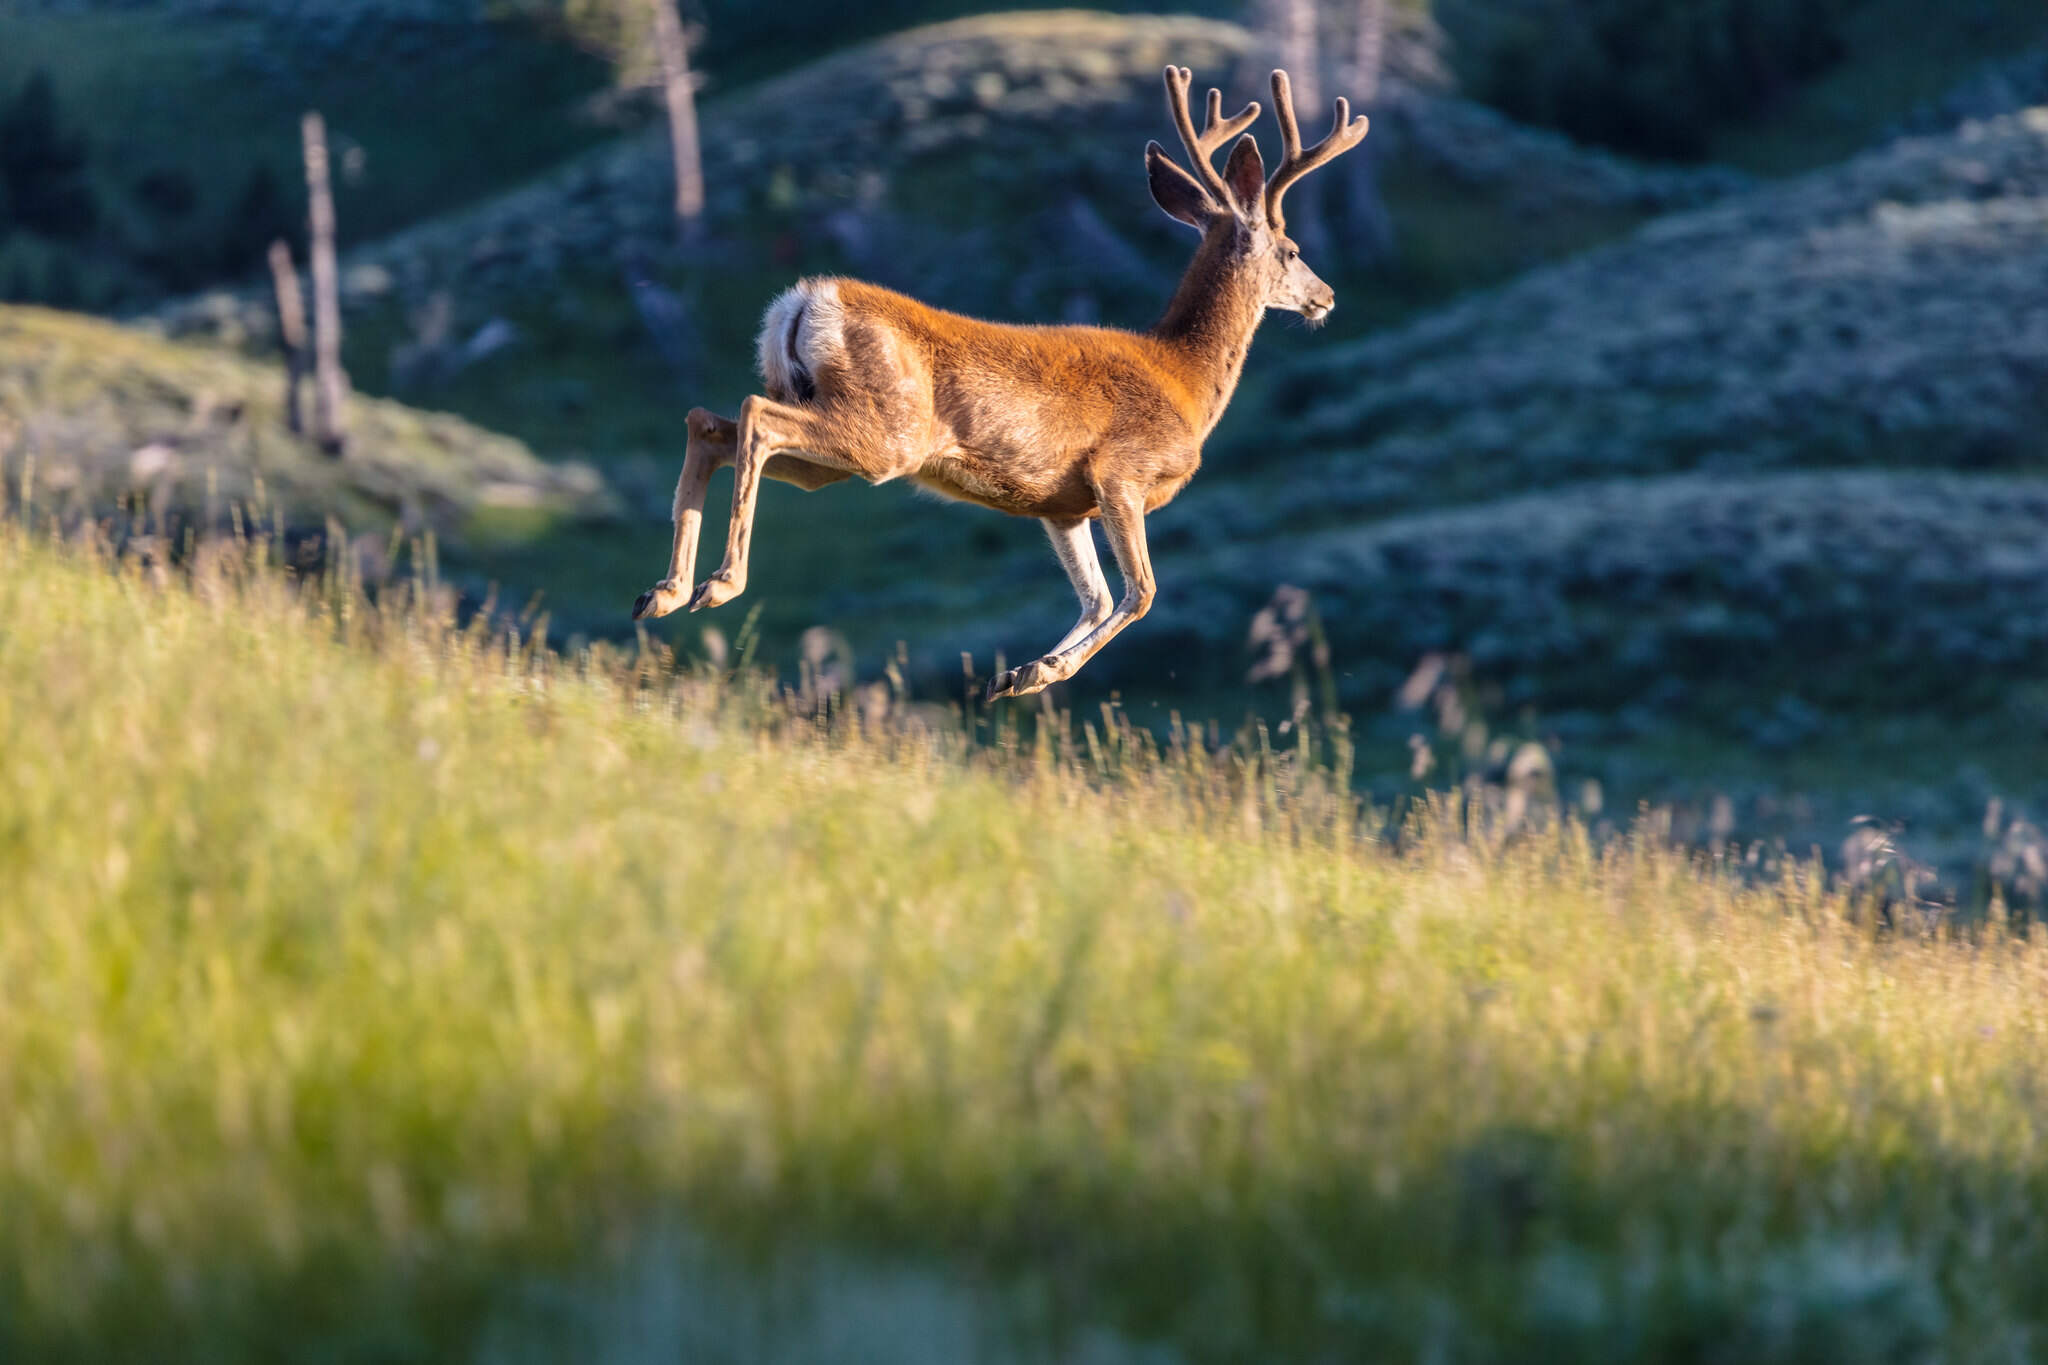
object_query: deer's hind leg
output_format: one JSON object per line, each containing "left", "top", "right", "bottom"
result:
{"left": 633, "top": 407, "right": 737, "bottom": 621}
{"left": 632, "top": 409, "right": 859, "bottom": 621}
{"left": 688, "top": 393, "right": 908, "bottom": 613}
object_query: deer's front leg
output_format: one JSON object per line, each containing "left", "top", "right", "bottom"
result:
{"left": 1041, "top": 516, "right": 1115, "bottom": 655}
{"left": 633, "top": 407, "right": 736, "bottom": 621}
{"left": 987, "top": 483, "right": 1155, "bottom": 701}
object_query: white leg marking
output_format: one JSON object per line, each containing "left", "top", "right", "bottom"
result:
{"left": 1044, "top": 517, "right": 1114, "bottom": 655}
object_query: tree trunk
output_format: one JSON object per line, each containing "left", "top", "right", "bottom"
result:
{"left": 1353, "top": 0, "right": 1387, "bottom": 107}
{"left": 649, "top": 0, "right": 705, "bottom": 243}
{"left": 1346, "top": 0, "right": 1396, "bottom": 261}
{"left": 301, "top": 111, "right": 348, "bottom": 457}
{"left": 267, "top": 239, "right": 308, "bottom": 436}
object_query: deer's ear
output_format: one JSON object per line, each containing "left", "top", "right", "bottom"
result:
{"left": 1146, "top": 141, "right": 1212, "bottom": 230}
{"left": 1222, "top": 134, "right": 1265, "bottom": 218}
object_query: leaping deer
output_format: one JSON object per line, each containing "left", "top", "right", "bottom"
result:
{"left": 632, "top": 65, "right": 1368, "bottom": 701}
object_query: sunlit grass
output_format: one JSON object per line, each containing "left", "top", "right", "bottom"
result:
{"left": 3, "top": 520, "right": 2047, "bottom": 1362}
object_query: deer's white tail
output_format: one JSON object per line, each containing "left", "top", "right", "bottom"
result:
{"left": 755, "top": 280, "right": 845, "bottom": 405}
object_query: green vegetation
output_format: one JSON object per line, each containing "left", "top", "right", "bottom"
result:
{"left": 1709, "top": 0, "right": 2048, "bottom": 172}
{"left": 10, "top": 5, "right": 2048, "bottom": 1355}
{"left": 1436, "top": 0, "right": 2048, "bottom": 170}
{"left": 0, "top": 1, "right": 612, "bottom": 306}
{"left": 147, "top": 10, "right": 1712, "bottom": 652}
{"left": 1439, "top": 0, "right": 1865, "bottom": 160}
{"left": 0, "top": 303, "right": 613, "bottom": 539}
{"left": 6, "top": 521, "right": 2048, "bottom": 1362}
{"left": 0, "top": 71, "right": 98, "bottom": 245}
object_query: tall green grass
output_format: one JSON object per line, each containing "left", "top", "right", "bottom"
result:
{"left": 3, "top": 518, "right": 2046, "bottom": 1362}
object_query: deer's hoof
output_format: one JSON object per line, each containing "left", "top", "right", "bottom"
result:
{"left": 985, "top": 656, "right": 1058, "bottom": 702}
{"left": 632, "top": 579, "right": 688, "bottom": 621}
{"left": 688, "top": 575, "right": 742, "bottom": 612}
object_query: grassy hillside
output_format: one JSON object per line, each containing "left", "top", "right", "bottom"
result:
{"left": 0, "top": 302, "right": 613, "bottom": 544}
{"left": 6, "top": 523, "right": 2048, "bottom": 1362}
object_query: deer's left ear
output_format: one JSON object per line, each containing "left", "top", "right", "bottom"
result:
{"left": 1222, "top": 135, "right": 1265, "bottom": 218}
{"left": 1146, "top": 141, "right": 1214, "bottom": 229}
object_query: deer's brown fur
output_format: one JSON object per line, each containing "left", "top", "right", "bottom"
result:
{"left": 633, "top": 65, "right": 1368, "bottom": 700}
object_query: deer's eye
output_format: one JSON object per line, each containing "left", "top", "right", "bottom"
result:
{"left": 1283, "top": 246, "right": 1299, "bottom": 262}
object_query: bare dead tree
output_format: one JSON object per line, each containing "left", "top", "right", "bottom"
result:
{"left": 266, "top": 239, "right": 308, "bottom": 435}
{"left": 1353, "top": 0, "right": 1387, "bottom": 106}
{"left": 1346, "top": 0, "right": 1396, "bottom": 259}
{"left": 301, "top": 111, "right": 349, "bottom": 456}
{"left": 648, "top": 0, "right": 706, "bottom": 242}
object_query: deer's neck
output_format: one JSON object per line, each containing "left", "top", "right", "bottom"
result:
{"left": 1150, "top": 233, "right": 1266, "bottom": 436}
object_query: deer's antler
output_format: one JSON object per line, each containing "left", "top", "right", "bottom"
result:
{"left": 1162, "top": 65, "right": 1261, "bottom": 212}
{"left": 1263, "top": 68, "right": 1370, "bottom": 232}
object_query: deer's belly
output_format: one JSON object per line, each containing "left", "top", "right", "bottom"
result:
{"left": 910, "top": 455, "right": 1095, "bottom": 519}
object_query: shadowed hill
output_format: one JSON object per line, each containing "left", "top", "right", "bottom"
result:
{"left": 149, "top": 9, "right": 1743, "bottom": 344}
{"left": 1218, "top": 106, "right": 2048, "bottom": 529}
{"left": 1158, "top": 470, "right": 2048, "bottom": 709}
{"left": 126, "top": 16, "right": 2048, "bottom": 728}
{"left": 956, "top": 107, "right": 2048, "bottom": 710}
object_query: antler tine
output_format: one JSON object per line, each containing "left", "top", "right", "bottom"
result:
{"left": 1263, "top": 68, "right": 1370, "bottom": 230}
{"left": 1203, "top": 86, "right": 1261, "bottom": 147}
{"left": 1163, "top": 65, "right": 1261, "bottom": 210}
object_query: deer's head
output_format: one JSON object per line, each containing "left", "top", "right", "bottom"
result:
{"left": 1145, "top": 67, "right": 1369, "bottom": 325}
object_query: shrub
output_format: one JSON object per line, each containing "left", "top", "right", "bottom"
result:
{"left": 0, "top": 69, "right": 98, "bottom": 240}
{"left": 1439, "top": 0, "right": 1862, "bottom": 160}
{"left": 215, "top": 163, "right": 298, "bottom": 279}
